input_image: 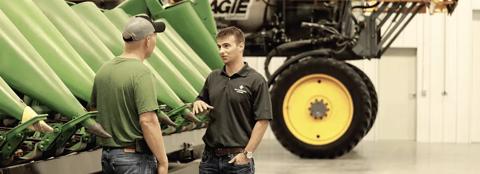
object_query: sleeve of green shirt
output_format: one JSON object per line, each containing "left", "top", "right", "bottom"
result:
{"left": 134, "top": 71, "right": 159, "bottom": 115}
{"left": 253, "top": 78, "right": 273, "bottom": 120}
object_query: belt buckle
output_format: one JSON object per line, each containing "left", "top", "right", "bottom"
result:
{"left": 123, "top": 148, "right": 136, "bottom": 153}
{"left": 214, "top": 148, "right": 223, "bottom": 156}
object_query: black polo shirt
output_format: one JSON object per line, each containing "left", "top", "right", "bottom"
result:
{"left": 197, "top": 62, "right": 272, "bottom": 148}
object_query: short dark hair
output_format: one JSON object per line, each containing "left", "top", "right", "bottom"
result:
{"left": 216, "top": 26, "right": 245, "bottom": 44}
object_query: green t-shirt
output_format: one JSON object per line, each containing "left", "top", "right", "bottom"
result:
{"left": 90, "top": 57, "right": 159, "bottom": 147}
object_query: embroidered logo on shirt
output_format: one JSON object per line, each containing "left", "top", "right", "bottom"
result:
{"left": 234, "top": 85, "right": 247, "bottom": 94}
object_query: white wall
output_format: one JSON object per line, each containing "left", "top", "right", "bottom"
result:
{"left": 474, "top": 1, "right": 480, "bottom": 10}
{"left": 251, "top": 1, "right": 478, "bottom": 143}
{"left": 416, "top": 0, "right": 474, "bottom": 143}
{"left": 471, "top": 10, "right": 480, "bottom": 142}
{"left": 368, "top": 1, "right": 477, "bottom": 143}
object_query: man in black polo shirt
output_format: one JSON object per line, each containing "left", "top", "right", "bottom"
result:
{"left": 193, "top": 26, "right": 272, "bottom": 174}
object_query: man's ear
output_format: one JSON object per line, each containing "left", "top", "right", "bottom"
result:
{"left": 239, "top": 41, "right": 245, "bottom": 50}
{"left": 145, "top": 37, "right": 150, "bottom": 48}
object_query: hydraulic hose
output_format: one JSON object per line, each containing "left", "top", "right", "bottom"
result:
{"left": 264, "top": 40, "right": 315, "bottom": 78}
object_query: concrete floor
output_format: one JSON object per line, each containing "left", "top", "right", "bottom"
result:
{"left": 6, "top": 138, "right": 479, "bottom": 173}
{"left": 174, "top": 139, "right": 480, "bottom": 174}
{"left": 255, "top": 139, "right": 480, "bottom": 174}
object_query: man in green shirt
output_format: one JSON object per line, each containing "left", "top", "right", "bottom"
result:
{"left": 193, "top": 26, "right": 273, "bottom": 174}
{"left": 90, "top": 15, "right": 168, "bottom": 174}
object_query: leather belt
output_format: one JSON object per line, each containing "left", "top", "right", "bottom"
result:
{"left": 210, "top": 147, "right": 244, "bottom": 156}
{"left": 103, "top": 146, "right": 136, "bottom": 153}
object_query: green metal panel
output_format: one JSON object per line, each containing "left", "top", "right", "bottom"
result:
{"left": 159, "top": 18, "right": 212, "bottom": 77}
{"left": 120, "top": 0, "right": 224, "bottom": 70}
{"left": 102, "top": 9, "right": 132, "bottom": 37}
{"left": 0, "top": 76, "right": 53, "bottom": 133}
{"left": 143, "top": 0, "right": 216, "bottom": 39}
{"left": 72, "top": 3, "right": 199, "bottom": 109}
{"left": 116, "top": 0, "right": 149, "bottom": 16}
{"left": 155, "top": 1, "right": 223, "bottom": 69}
{"left": 109, "top": 12, "right": 212, "bottom": 77}
{"left": 0, "top": 10, "right": 102, "bottom": 132}
{"left": 0, "top": 0, "right": 94, "bottom": 103}
{"left": 190, "top": 0, "right": 217, "bottom": 38}
{"left": 34, "top": 0, "right": 113, "bottom": 72}
{"left": 0, "top": 77, "right": 24, "bottom": 119}
{"left": 71, "top": 2, "right": 124, "bottom": 56}
{"left": 103, "top": 9, "right": 207, "bottom": 91}
{"left": 145, "top": 64, "right": 184, "bottom": 107}
{"left": 112, "top": 0, "right": 215, "bottom": 76}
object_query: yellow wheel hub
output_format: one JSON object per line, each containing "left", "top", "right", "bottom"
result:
{"left": 283, "top": 74, "right": 353, "bottom": 145}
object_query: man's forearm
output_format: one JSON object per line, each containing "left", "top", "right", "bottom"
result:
{"left": 140, "top": 114, "right": 168, "bottom": 168}
{"left": 244, "top": 120, "right": 270, "bottom": 152}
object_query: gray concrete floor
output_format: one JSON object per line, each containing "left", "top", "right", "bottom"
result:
{"left": 174, "top": 139, "right": 480, "bottom": 174}
{"left": 254, "top": 139, "right": 480, "bottom": 174}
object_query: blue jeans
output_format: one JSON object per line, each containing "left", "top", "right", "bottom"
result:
{"left": 199, "top": 148, "right": 255, "bottom": 174}
{"left": 101, "top": 148, "right": 157, "bottom": 174}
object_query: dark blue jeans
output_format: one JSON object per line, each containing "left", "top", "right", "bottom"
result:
{"left": 101, "top": 148, "right": 157, "bottom": 174}
{"left": 199, "top": 148, "right": 255, "bottom": 174}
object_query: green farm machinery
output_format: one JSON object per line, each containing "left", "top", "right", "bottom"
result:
{"left": 0, "top": 0, "right": 219, "bottom": 170}
{"left": 0, "top": 0, "right": 457, "bottom": 172}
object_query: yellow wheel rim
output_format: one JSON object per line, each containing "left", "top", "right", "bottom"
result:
{"left": 283, "top": 74, "right": 353, "bottom": 145}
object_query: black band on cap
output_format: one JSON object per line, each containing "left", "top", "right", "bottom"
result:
{"left": 122, "top": 32, "right": 135, "bottom": 42}
{"left": 123, "top": 37, "right": 134, "bottom": 42}
{"left": 134, "top": 14, "right": 165, "bottom": 33}
{"left": 135, "top": 14, "right": 153, "bottom": 23}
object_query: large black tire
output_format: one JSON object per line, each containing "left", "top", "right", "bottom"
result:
{"left": 270, "top": 58, "right": 371, "bottom": 158}
{"left": 346, "top": 63, "right": 378, "bottom": 133}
